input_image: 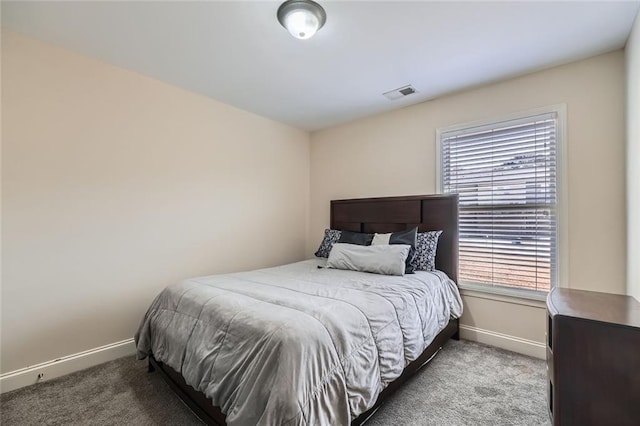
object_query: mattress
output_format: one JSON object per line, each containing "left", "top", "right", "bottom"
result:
{"left": 135, "top": 259, "right": 463, "bottom": 426}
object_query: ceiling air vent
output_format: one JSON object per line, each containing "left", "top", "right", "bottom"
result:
{"left": 383, "top": 85, "right": 417, "bottom": 101}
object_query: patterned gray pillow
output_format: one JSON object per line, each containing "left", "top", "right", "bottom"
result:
{"left": 314, "top": 229, "right": 342, "bottom": 258}
{"left": 411, "top": 231, "right": 443, "bottom": 272}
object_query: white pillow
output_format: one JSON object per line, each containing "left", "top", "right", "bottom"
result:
{"left": 326, "top": 243, "right": 411, "bottom": 276}
{"left": 371, "top": 233, "right": 392, "bottom": 245}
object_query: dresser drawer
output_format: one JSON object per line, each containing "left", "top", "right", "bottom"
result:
{"left": 547, "top": 288, "right": 640, "bottom": 426}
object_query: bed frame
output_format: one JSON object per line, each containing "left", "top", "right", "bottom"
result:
{"left": 148, "top": 194, "right": 460, "bottom": 425}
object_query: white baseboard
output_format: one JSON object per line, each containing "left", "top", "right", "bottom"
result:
{"left": 459, "top": 325, "right": 546, "bottom": 359}
{"left": 0, "top": 338, "right": 136, "bottom": 394}
{"left": 0, "top": 328, "right": 544, "bottom": 393}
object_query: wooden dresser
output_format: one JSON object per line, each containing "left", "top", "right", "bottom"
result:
{"left": 546, "top": 288, "right": 640, "bottom": 425}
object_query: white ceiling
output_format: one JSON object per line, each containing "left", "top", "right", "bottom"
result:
{"left": 2, "top": 1, "right": 639, "bottom": 131}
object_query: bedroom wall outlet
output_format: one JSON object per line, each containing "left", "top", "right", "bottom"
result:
{"left": 37, "top": 372, "right": 44, "bottom": 381}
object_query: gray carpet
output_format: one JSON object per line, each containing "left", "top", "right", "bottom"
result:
{"left": 1, "top": 340, "right": 549, "bottom": 425}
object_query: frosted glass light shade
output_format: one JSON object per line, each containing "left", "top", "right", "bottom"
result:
{"left": 283, "top": 10, "right": 320, "bottom": 39}
{"left": 277, "top": 0, "right": 326, "bottom": 40}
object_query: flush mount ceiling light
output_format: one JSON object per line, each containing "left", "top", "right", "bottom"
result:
{"left": 277, "top": 0, "right": 327, "bottom": 40}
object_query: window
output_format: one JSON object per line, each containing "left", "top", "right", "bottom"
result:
{"left": 437, "top": 107, "right": 565, "bottom": 296}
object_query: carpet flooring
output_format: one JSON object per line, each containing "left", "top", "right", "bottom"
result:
{"left": 1, "top": 340, "right": 549, "bottom": 425}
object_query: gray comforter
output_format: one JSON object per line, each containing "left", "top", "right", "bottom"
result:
{"left": 135, "top": 259, "right": 463, "bottom": 426}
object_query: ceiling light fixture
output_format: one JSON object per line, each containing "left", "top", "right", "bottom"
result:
{"left": 277, "top": 0, "right": 327, "bottom": 40}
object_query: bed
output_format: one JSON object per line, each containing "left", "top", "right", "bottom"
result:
{"left": 135, "top": 194, "right": 461, "bottom": 425}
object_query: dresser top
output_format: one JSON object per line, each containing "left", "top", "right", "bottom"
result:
{"left": 548, "top": 288, "right": 640, "bottom": 328}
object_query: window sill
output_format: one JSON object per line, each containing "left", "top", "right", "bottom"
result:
{"left": 458, "top": 282, "right": 548, "bottom": 308}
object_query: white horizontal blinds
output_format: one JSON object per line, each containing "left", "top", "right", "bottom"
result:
{"left": 442, "top": 112, "right": 558, "bottom": 292}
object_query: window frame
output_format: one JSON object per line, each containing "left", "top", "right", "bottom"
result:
{"left": 436, "top": 104, "right": 568, "bottom": 301}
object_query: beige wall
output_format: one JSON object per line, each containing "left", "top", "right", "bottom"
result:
{"left": 1, "top": 27, "right": 631, "bottom": 374}
{"left": 1, "top": 32, "right": 310, "bottom": 374}
{"left": 627, "top": 14, "right": 640, "bottom": 302}
{"left": 310, "top": 51, "right": 627, "bottom": 353}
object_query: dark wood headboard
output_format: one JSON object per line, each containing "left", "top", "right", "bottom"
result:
{"left": 330, "top": 194, "right": 459, "bottom": 283}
